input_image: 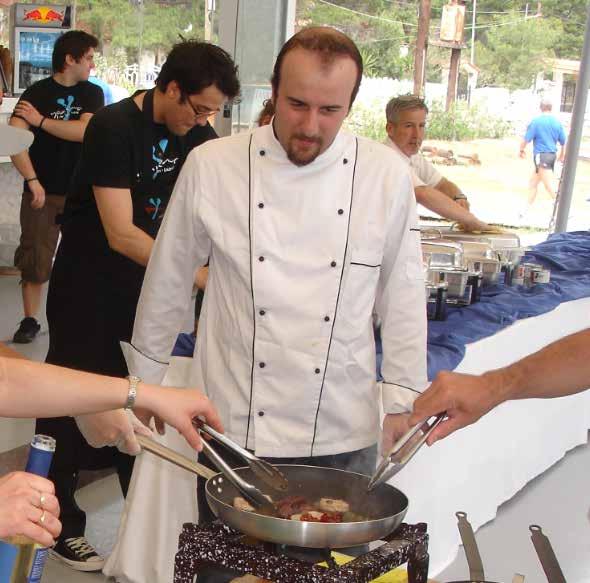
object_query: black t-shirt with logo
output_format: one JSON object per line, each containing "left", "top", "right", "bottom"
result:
{"left": 14, "top": 77, "right": 104, "bottom": 194}
{"left": 65, "top": 93, "right": 217, "bottom": 239}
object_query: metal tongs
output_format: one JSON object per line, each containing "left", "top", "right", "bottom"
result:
{"left": 367, "top": 412, "right": 446, "bottom": 491}
{"left": 194, "top": 419, "right": 289, "bottom": 492}
{"left": 137, "top": 433, "right": 275, "bottom": 513}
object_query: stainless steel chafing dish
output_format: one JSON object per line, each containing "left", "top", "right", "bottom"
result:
{"left": 421, "top": 241, "right": 479, "bottom": 303}
{"left": 434, "top": 226, "right": 527, "bottom": 266}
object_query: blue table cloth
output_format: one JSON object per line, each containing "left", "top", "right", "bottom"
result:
{"left": 174, "top": 231, "right": 590, "bottom": 381}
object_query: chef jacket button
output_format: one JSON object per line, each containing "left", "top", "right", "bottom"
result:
{"left": 259, "top": 256, "right": 265, "bottom": 262}
{"left": 330, "top": 261, "right": 337, "bottom": 267}
{"left": 314, "top": 368, "right": 321, "bottom": 374}
{"left": 324, "top": 315, "right": 330, "bottom": 322}
{"left": 258, "top": 202, "right": 264, "bottom": 209}
{"left": 338, "top": 209, "right": 344, "bottom": 215}
{"left": 259, "top": 362, "right": 266, "bottom": 368}
{"left": 260, "top": 149, "right": 266, "bottom": 156}
{"left": 343, "top": 158, "right": 348, "bottom": 164}
{"left": 259, "top": 309, "right": 266, "bottom": 316}
{"left": 258, "top": 411, "right": 265, "bottom": 417}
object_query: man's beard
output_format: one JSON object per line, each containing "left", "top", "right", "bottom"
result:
{"left": 286, "top": 134, "right": 322, "bottom": 167}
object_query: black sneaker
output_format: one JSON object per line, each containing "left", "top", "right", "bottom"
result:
{"left": 49, "top": 536, "right": 105, "bottom": 572}
{"left": 12, "top": 317, "right": 41, "bottom": 343}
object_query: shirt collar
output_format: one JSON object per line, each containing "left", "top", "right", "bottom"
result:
{"left": 385, "top": 136, "right": 411, "bottom": 163}
{"left": 254, "top": 123, "right": 351, "bottom": 169}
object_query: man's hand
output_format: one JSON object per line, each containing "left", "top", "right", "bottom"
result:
{"left": 13, "top": 101, "right": 44, "bottom": 129}
{"left": 29, "top": 180, "right": 46, "bottom": 210}
{"left": 381, "top": 413, "right": 412, "bottom": 454}
{"left": 0, "top": 471, "right": 61, "bottom": 547}
{"left": 75, "top": 409, "right": 152, "bottom": 455}
{"left": 459, "top": 215, "right": 491, "bottom": 233}
{"left": 408, "top": 370, "right": 504, "bottom": 445}
{"left": 519, "top": 149, "right": 526, "bottom": 159}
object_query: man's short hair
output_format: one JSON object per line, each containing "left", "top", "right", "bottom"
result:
{"left": 52, "top": 30, "right": 98, "bottom": 73}
{"left": 386, "top": 94, "right": 429, "bottom": 123}
{"left": 271, "top": 26, "right": 363, "bottom": 109}
{"left": 156, "top": 41, "right": 240, "bottom": 101}
{"left": 540, "top": 99, "right": 553, "bottom": 112}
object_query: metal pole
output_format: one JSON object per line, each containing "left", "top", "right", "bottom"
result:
{"left": 554, "top": 0, "right": 590, "bottom": 232}
{"left": 470, "top": 0, "right": 476, "bottom": 64}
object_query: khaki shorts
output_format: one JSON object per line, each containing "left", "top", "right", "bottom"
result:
{"left": 14, "top": 192, "right": 65, "bottom": 283}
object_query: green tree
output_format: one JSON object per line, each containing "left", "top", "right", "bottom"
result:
{"left": 296, "top": 0, "right": 417, "bottom": 78}
{"left": 475, "top": 12, "right": 559, "bottom": 89}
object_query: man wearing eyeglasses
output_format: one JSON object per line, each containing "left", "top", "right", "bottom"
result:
{"left": 36, "top": 41, "right": 240, "bottom": 572}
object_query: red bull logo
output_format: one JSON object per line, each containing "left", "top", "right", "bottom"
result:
{"left": 23, "top": 7, "right": 64, "bottom": 24}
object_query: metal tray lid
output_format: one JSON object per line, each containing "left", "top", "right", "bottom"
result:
{"left": 435, "top": 226, "right": 521, "bottom": 250}
{"left": 422, "top": 241, "right": 466, "bottom": 269}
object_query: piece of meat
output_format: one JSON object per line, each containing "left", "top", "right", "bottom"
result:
{"left": 275, "top": 495, "right": 313, "bottom": 519}
{"left": 318, "top": 498, "right": 350, "bottom": 513}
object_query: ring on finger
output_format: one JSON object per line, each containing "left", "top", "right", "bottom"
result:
{"left": 40, "top": 493, "right": 46, "bottom": 508}
{"left": 38, "top": 510, "right": 46, "bottom": 524}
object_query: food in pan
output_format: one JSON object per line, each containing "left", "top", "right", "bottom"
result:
{"left": 233, "top": 494, "right": 365, "bottom": 522}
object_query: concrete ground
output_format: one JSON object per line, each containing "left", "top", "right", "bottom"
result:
{"left": 1, "top": 271, "right": 589, "bottom": 582}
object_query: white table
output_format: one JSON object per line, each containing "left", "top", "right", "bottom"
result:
{"left": 395, "top": 296, "right": 590, "bottom": 575}
{"left": 106, "top": 297, "right": 590, "bottom": 582}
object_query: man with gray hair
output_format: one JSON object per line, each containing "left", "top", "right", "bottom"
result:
{"left": 519, "top": 99, "right": 566, "bottom": 214}
{"left": 385, "top": 94, "right": 489, "bottom": 232}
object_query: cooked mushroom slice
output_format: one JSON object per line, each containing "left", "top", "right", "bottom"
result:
{"left": 233, "top": 496, "right": 255, "bottom": 512}
{"left": 318, "top": 498, "right": 350, "bottom": 513}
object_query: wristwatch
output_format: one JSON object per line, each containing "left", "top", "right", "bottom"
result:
{"left": 453, "top": 194, "right": 467, "bottom": 201}
{"left": 125, "top": 375, "right": 141, "bottom": 409}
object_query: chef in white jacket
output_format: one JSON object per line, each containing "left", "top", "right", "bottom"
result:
{"left": 116, "top": 26, "right": 427, "bottom": 580}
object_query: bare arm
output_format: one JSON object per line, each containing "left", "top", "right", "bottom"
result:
{"left": 435, "top": 177, "right": 462, "bottom": 199}
{"left": 409, "top": 328, "right": 590, "bottom": 443}
{"left": 9, "top": 116, "right": 46, "bottom": 209}
{"left": 0, "top": 356, "right": 223, "bottom": 450}
{"left": 558, "top": 144, "right": 566, "bottom": 163}
{"left": 519, "top": 138, "right": 528, "bottom": 158}
{"left": 415, "top": 185, "right": 489, "bottom": 231}
{"left": 94, "top": 186, "right": 154, "bottom": 266}
{"left": 13, "top": 101, "right": 92, "bottom": 143}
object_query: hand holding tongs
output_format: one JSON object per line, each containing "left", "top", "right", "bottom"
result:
{"left": 367, "top": 412, "right": 446, "bottom": 491}
{"left": 194, "top": 419, "right": 288, "bottom": 492}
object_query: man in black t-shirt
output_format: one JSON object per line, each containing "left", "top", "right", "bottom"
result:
{"left": 9, "top": 30, "right": 103, "bottom": 344}
{"left": 37, "top": 41, "right": 240, "bottom": 572}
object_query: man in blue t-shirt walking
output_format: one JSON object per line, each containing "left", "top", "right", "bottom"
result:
{"left": 519, "top": 99, "right": 566, "bottom": 213}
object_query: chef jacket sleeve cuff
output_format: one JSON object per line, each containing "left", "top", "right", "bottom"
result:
{"left": 120, "top": 341, "right": 169, "bottom": 385}
{"left": 381, "top": 381, "right": 422, "bottom": 414}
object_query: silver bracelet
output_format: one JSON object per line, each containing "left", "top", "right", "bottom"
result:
{"left": 125, "top": 375, "right": 141, "bottom": 409}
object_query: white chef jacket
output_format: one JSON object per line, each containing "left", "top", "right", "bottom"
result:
{"left": 385, "top": 137, "right": 442, "bottom": 189}
{"left": 126, "top": 125, "right": 427, "bottom": 458}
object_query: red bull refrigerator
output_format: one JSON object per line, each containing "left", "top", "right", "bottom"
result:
{"left": 10, "top": 3, "right": 74, "bottom": 94}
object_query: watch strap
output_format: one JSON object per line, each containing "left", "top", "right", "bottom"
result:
{"left": 125, "top": 375, "right": 140, "bottom": 409}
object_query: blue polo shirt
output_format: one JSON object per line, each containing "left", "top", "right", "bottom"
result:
{"left": 524, "top": 114, "right": 566, "bottom": 155}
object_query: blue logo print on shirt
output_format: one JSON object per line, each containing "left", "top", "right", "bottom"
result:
{"left": 152, "top": 138, "right": 169, "bottom": 179}
{"left": 145, "top": 197, "right": 162, "bottom": 220}
{"left": 56, "top": 95, "right": 75, "bottom": 120}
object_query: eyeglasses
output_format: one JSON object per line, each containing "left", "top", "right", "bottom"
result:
{"left": 183, "top": 94, "right": 219, "bottom": 120}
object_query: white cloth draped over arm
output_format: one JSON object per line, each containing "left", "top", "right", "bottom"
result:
{"left": 376, "top": 171, "right": 428, "bottom": 414}
{"left": 124, "top": 150, "right": 211, "bottom": 383}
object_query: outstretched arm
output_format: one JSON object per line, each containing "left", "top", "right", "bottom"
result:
{"left": 409, "top": 328, "right": 590, "bottom": 443}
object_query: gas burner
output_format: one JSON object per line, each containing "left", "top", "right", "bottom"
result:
{"left": 174, "top": 521, "right": 429, "bottom": 582}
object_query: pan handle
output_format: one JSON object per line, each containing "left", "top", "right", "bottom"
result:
{"left": 456, "top": 511, "right": 485, "bottom": 582}
{"left": 529, "top": 525, "right": 566, "bottom": 583}
{"left": 136, "top": 434, "right": 216, "bottom": 480}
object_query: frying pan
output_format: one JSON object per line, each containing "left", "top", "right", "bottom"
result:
{"left": 138, "top": 436, "right": 409, "bottom": 548}
{"left": 205, "top": 464, "right": 409, "bottom": 548}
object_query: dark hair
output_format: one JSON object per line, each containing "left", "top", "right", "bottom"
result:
{"left": 52, "top": 30, "right": 98, "bottom": 73}
{"left": 386, "top": 94, "right": 429, "bottom": 123}
{"left": 271, "top": 27, "right": 363, "bottom": 109}
{"left": 257, "top": 99, "right": 275, "bottom": 126}
{"left": 156, "top": 41, "right": 240, "bottom": 100}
